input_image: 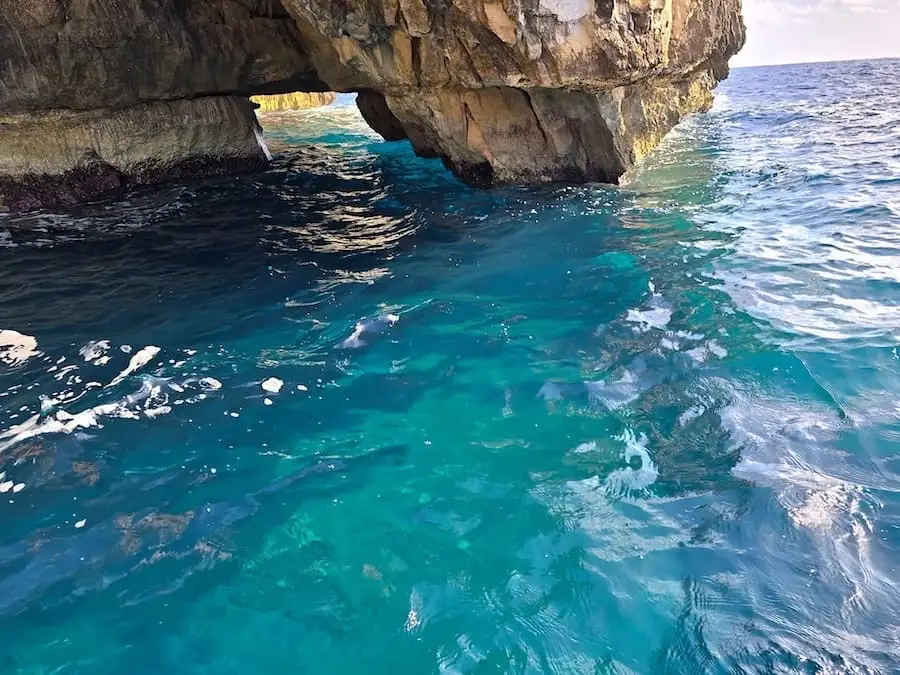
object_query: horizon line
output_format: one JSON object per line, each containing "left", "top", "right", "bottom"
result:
{"left": 732, "top": 54, "right": 899, "bottom": 69}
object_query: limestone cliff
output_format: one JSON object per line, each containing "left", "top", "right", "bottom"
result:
{"left": 0, "top": 0, "right": 325, "bottom": 210}
{"left": 0, "top": 0, "right": 745, "bottom": 210}
{"left": 251, "top": 92, "right": 337, "bottom": 112}
{"left": 284, "top": 0, "right": 745, "bottom": 185}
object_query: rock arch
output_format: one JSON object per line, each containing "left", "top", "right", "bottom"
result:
{"left": 0, "top": 0, "right": 744, "bottom": 210}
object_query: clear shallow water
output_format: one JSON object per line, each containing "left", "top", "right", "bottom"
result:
{"left": 1, "top": 60, "right": 899, "bottom": 673}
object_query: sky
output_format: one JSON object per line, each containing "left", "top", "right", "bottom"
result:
{"left": 733, "top": 0, "right": 900, "bottom": 67}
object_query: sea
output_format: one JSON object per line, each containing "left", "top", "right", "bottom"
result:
{"left": 0, "top": 58, "right": 898, "bottom": 674}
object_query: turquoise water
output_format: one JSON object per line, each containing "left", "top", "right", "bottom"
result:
{"left": 1, "top": 59, "right": 899, "bottom": 673}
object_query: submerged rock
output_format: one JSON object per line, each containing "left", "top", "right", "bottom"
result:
{"left": 0, "top": 0, "right": 745, "bottom": 209}
{"left": 338, "top": 313, "right": 400, "bottom": 349}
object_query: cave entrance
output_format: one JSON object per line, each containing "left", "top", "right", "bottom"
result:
{"left": 250, "top": 90, "right": 408, "bottom": 148}
{"left": 249, "top": 90, "right": 409, "bottom": 158}
{"left": 248, "top": 90, "right": 403, "bottom": 178}
{"left": 249, "top": 90, "right": 361, "bottom": 161}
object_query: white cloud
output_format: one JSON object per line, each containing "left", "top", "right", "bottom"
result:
{"left": 826, "top": 0, "right": 891, "bottom": 12}
{"left": 734, "top": 0, "right": 900, "bottom": 65}
{"left": 742, "top": 0, "right": 815, "bottom": 25}
{"left": 743, "top": 0, "right": 891, "bottom": 24}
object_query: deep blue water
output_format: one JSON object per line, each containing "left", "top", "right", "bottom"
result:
{"left": 1, "top": 59, "right": 899, "bottom": 674}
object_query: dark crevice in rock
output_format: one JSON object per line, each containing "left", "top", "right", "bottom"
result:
{"left": 236, "top": 0, "right": 293, "bottom": 19}
{"left": 410, "top": 36, "right": 422, "bottom": 87}
{"left": 522, "top": 89, "right": 550, "bottom": 153}
{"left": 596, "top": 0, "right": 615, "bottom": 21}
{"left": 631, "top": 11, "right": 652, "bottom": 33}
{"left": 447, "top": 159, "right": 495, "bottom": 188}
{"left": 356, "top": 90, "right": 408, "bottom": 141}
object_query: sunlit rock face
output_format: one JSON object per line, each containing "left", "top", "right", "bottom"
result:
{"left": 0, "top": 0, "right": 744, "bottom": 209}
{"left": 283, "top": 0, "right": 745, "bottom": 184}
{"left": 251, "top": 92, "right": 337, "bottom": 111}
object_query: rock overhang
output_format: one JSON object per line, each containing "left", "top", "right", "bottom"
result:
{"left": 0, "top": 0, "right": 745, "bottom": 210}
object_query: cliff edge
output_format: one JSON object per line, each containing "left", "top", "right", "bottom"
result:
{"left": 251, "top": 92, "right": 337, "bottom": 112}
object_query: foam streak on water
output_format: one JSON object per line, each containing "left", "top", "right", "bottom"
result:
{"left": 0, "top": 64, "right": 899, "bottom": 673}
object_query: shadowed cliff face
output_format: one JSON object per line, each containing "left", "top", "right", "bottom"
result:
{"left": 0, "top": 0, "right": 327, "bottom": 211}
{"left": 0, "top": 0, "right": 745, "bottom": 210}
{"left": 251, "top": 91, "right": 336, "bottom": 111}
{"left": 0, "top": 0, "right": 326, "bottom": 111}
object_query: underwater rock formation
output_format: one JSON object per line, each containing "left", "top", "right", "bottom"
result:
{"left": 0, "top": 0, "right": 745, "bottom": 209}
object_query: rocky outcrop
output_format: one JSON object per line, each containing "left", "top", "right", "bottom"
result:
{"left": 0, "top": 97, "right": 269, "bottom": 211}
{"left": 0, "top": 0, "right": 745, "bottom": 210}
{"left": 0, "top": 0, "right": 325, "bottom": 111}
{"left": 0, "top": 0, "right": 325, "bottom": 210}
{"left": 251, "top": 92, "right": 336, "bottom": 111}
{"left": 283, "top": 0, "right": 745, "bottom": 184}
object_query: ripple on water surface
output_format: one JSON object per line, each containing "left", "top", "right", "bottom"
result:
{"left": 0, "top": 62, "right": 899, "bottom": 674}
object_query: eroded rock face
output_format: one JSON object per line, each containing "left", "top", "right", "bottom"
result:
{"left": 282, "top": 0, "right": 745, "bottom": 184}
{"left": 0, "top": 0, "right": 744, "bottom": 210}
{"left": 251, "top": 92, "right": 337, "bottom": 111}
{"left": 0, "top": 97, "right": 269, "bottom": 212}
{"left": 0, "top": 0, "right": 323, "bottom": 112}
{"left": 0, "top": 0, "right": 321, "bottom": 210}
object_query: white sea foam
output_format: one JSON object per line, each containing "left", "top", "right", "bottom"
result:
{"left": 686, "top": 340, "right": 727, "bottom": 363}
{"left": 626, "top": 306, "right": 671, "bottom": 333}
{"left": 0, "top": 330, "right": 40, "bottom": 366}
{"left": 603, "top": 428, "right": 658, "bottom": 497}
{"left": 261, "top": 377, "right": 283, "bottom": 394}
{"left": 79, "top": 340, "right": 111, "bottom": 364}
{"left": 144, "top": 405, "right": 172, "bottom": 418}
{"left": 106, "top": 346, "right": 160, "bottom": 388}
{"left": 707, "top": 339, "right": 728, "bottom": 359}
{"left": 198, "top": 377, "right": 222, "bottom": 391}
{"left": 660, "top": 336, "right": 680, "bottom": 351}
{"left": 686, "top": 345, "right": 709, "bottom": 363}
{"left": 678, "top": 405, "right": 705, "bottom": 428}
{"left": 0, "top": 369, "right": 215, "bottom": 453}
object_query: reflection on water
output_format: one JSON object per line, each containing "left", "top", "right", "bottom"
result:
{"left": 0, "top": 62, "right": 899, "bottom": 673}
